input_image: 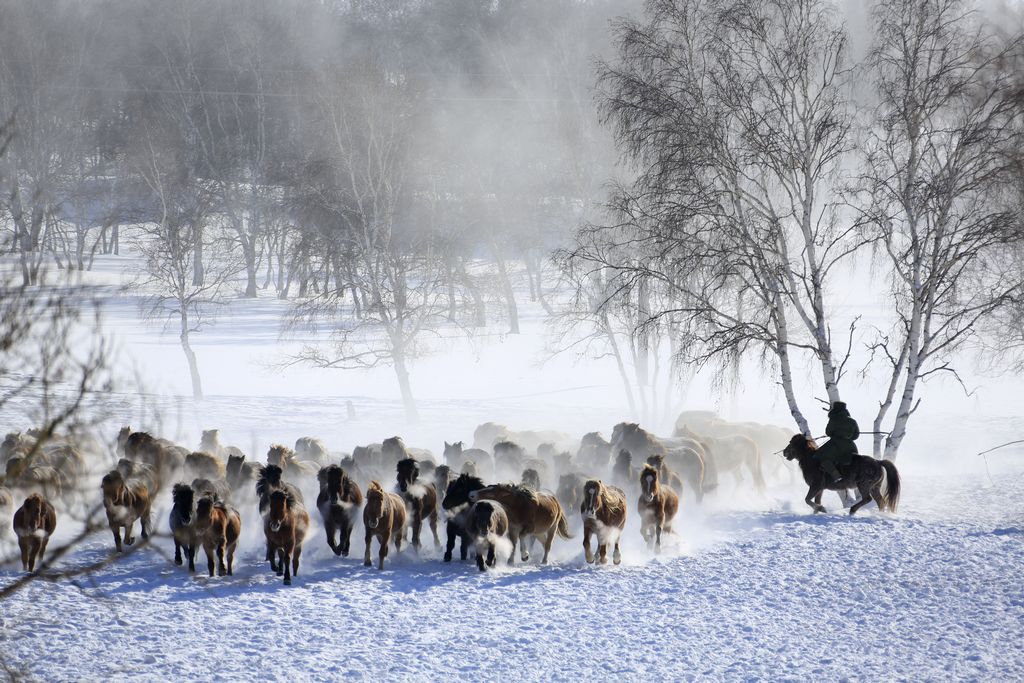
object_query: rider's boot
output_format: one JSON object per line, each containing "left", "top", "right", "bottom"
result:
{"left": 823, "top": 461, "right": 843, "bottom": 485}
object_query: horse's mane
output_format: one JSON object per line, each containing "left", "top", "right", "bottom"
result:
{"left": 256, "top": 464, "right": 284, "bottom": 497}
{"left": 485, "top": 482, "right": 538, "bottom": 503}
{"left": 452, "top": 472, "right": 484, "bottom": 489}
{"left": 640, "top": 463, "right": 659, "bottom": 480}
{"left": 366, "top": 480, "right": 385, "bottom": 496}
{"left": 581, "top": 432, "right": 610, "bottom": 448}
{"left": 397, "top": 457, "right": 418, "bottom": 471}
{"left": 588, "top": 479, "right": 625, "bottom": 515}
{"left": 268, "top": 487, "right": 297, "bottom": 507}
{"left": 171, "top": 483, "right": 194, "bottom": 506}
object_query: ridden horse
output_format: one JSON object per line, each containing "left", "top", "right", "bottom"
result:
{"left": 195, "top": 495, "right": 241, "bottom": 578}
{"left": 467, "top": 500, "right": 510, "bottom": 572}
{"left": 440, "top": 473, "right": 486, "bottom": 562}
{"left": 169, "top": 483, "right": 199, "bottom": 571}
{"left": 469, "top": 483, "right": 572, "bottom": 565}
{"left": 316, "top": 464, "right": 364, "bottom": 557}
{"left": 395, "top": 458, "right": 440, "bottom": 550}
{"left": 363, "top": 481, "right": 407, "bottom": 570}
{"left": 264, "top": 489, "right": 309, "bottom": 585}
{"left": 100, "top": 470, "right": 152, "bottom": 553}
{"left": 13, "top": 493, "right": 56, "bottom": 572}
{"left": 580, "top": 480, "right": 627, "bottom": 565}
{"left": 783, "top": 435, "right": 901, "bottom": 515}
{"left": 637, "top": 464, "right": 679, "bottom": 553}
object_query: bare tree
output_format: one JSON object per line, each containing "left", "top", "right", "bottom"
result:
{"left": 859, "top": 0, "right": 1024, "bottom": 458}
{"left": 577, "top": 0, "right": 862, "bottom": 433}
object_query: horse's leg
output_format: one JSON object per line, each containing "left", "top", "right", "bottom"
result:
{"left": 276, "top": 548, "right": 285, "bottom": 576}
{"left": 380, "top": 532, "right": 390, "bottom": 570}
{"left": 227, "top": 543, "right": 235, "bottom": 575}
{"left": 655, "top": 517, "right": 663, "bottom": 554}
{"left": 174, "top": 539, "right": 183, "bottom": 566}
{"left": 805, "top": 486, "right": 825, "bottom": 514}
{"left": 476, "top": 545, "right": 486, "bottom": 571}
{"left": 541, "top": 528, "right": 555, "bottom": 564}
{"left": 216, "top": 541, "right": 227, "bottom": 576}
{"left": 325, "top": 520, "right": 339, "bottom": 556}
{"left": 507, "top": 530, "right": 519, "bottom": 566}
{"left": 342, "top": 520, "right": 353, "bottom": 557}
{"left": 292, "top": 543, "right": 302, "bottom": 578}
{"left": 363, "top": 531, "right": 373, "bottom": 567}
{"left": 430, "top": 511, "right": 440, "bottom": 549}
{"left": 187, "top": 544, "right": 196, "bottom": 572}
{"left": 521, "top": 532, "right": 531, "bottom": 562}
{"left": 37, "top": 537, "right": 50, "bottom": 570}
{"left": 19, "top": 536, "right": 30, "bottom": 571}
{"left": 206, "top": 543, "right": 216, "bottom": 577}
{"left": 598, "top": 542, "right": 608, "bottom": 565}
{"left": 282, "top": 547, "right": 292, "bottom": 585}
{"left": 412, "top": 507, "right": 423, "bottom": 550}
{"left": 486, "top": 542, "right": 496, "bottom": 568}
{"left": 583, "top": 523, "right": 594, "bottom": 564}
{"left": 849, "top": 482, "right": 873, "bottom": 516}
{"left": 613, "top": 537, "right": 622, "bottom": 565}
{"left": 460, "top": 531, "right": 470, "bottom": 561}
{"left": 110, "top": 524, "right": 123, "bottom": 553}
{"left": 123, "top": 518, "right": 135, "bottom": 546}
{"left": 444, "top": 521, "right": 457, "bottom": 562}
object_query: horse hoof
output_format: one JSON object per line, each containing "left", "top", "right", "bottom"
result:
{"left": 341, "top": 550, "right": 349, "bottom": 558}
{"left": 124, "top": 538, "right": 134, "bottom": 546}
{"left": 283, "top": 577, "right": 291, "bottom": 585}
{"left": 275, "top": 568, "right": 284, "bottom": 576}
{"left": 174, "top": 557, "right": 183, "bottom": 566}
{"left": 364, "top": 560, "right": 372, "bottom": 567}
{"left": 443, "top": 553, "right": 452, "bottom": 562}
{"left": 333, "top": 547, "right": 343, "bottom": 557}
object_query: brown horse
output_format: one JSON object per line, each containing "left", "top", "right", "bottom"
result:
{"left": 637, "top": 464, "right": 679, "bottom": 552}
{"left": 226, "top": 453, "right": 260, "bottom": 492}
{"left": 100, "top": 470, "right": 152, "bottom": 553}
{"left": 470, "top": 484, "right": 572, "bottom": 565}
{"left": 194, "top": 495, "right": 241, "bottom": 577}
{"left": 783, "top": 435, "right": 901, "bottom": 515}
{"left": 395, "top": 458, "right": 440, "bottom": 550}
{"left": 264, "top": 489, "right": 310, "bottom": 585}
{"left": 580, "top": 480, "right": 627, "bottom": 565}
{"left": 316, "top": 464, "right": 364, "bottom": 557}
{"left": 611, "top": 422, "right": 709, "bottom": 502}
{"left": 267, "top": 444, "right": 318, "bottom": 478}
{"left": 184, "top": 451, "right": 226, "bottom": 480}
{"left": 467, "top": 500, "right": 510, "bottom": 572}
{"left": 363, "top": 481, "right": 407, "bottom": 570}
{"left": 13, "top": 493, "right": 56, "bottom": 572}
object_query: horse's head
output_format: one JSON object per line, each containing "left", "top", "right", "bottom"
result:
{"left": 443, "top": 441, "right": 463, "bottom": 459}
{"left": 471, "top": 500, "right": 498, "bottom": 534}
{"left": 172, "top": 483, "right": 195, "bottom": 523}
{"left": 364, "top": 481, "right": 386, "bottom": 529}
{"left": 396, "top": 458, "right": 419, "bottom": 493}
{"left": 460, "top": 460, "right": 478, "bottom": 477}
{"left": 521, "top": 468, "right": 541, "bottom": 492}
{"left": 783, "top": 434, "right": 815, "bottom": 461}
{"left": 226, "top": 453, "right": 245, "bottom": 476}
{"left": 200, "top": 429, "right": 219, "bottom": 450}
{"left": 267, "top": 489, "right": 292, "bottom": 532}
{"left": 640, "top": 464, "right": 659, "bottom": 503}
{"left": 100, "top": 470, "right": 126, "bottom": 498}
{"left": 20, "top": 493, "right": 49, "bottom": 531}
{"left": 615, "top": 449, "right": 632, "bottom": 470}
{"left": 267, "top": 445, "right": 292, "bottom": 468}
{"left": 382, "top": 436, "right": 406, "bottom": 462}
{"left": 116, "top": 426, "right": 131, "bottom": 448}
{"left": 442, "top": 472, "right": 484, "bottom": 512}
{"left": 581, "top": 480, "right": 604, "bottom": 518}
{"left": 319, "top": 464, "right": 345, "bottom": 500}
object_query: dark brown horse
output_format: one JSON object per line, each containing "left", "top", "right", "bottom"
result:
{"left": 580, "top": 480, "right": 627, "bottom": 565}
{"left": 363, "top": 481, "right": 407, "bottom": 570}
{"left": 195, "top": 495, "right": 241, "bottom": 577}
{"left": 783, "top": 435, "right": 901, "bottom": 515}
{"left": 395, "top": 458, "right": 440, "bottom": 550}
{"left": 637, "top": 464, "right": 679, "bottom": 552}
{"left": 264, "top": 489, "right": 309, "bottom": 585}
{"left": 316, "top": 464, "right": 363, "bottom": 557}
{"left": 169, "top": 483, "right": 198, "bottom": 571}
{"left": 470, "top": 483, "right": 572, "bottom": 565}
{"left": 100, "top": 470, "right": 152, "bottom": 553}
{"left": 467, "top": 500, "right": 510, "bottom": 572}
{"left": 13, "top": 493, "right": 56, "bottom": 572}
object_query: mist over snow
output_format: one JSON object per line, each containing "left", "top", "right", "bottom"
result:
{"left": 0, "top": 0, "right": 1023, "bottom": 681}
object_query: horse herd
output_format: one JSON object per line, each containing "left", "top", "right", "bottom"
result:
{"left": 1, "top": 411, "right": 901, "bottom": 584}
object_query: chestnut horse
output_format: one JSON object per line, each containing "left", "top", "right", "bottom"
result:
{"left": 316, "top": 464, "right": 364, "bottom": 557}
{"left": 580, "top": 480, "right": 627, "bottom": 565}
{"left": 637, "top": 464, "right": 679, "bottom": 552}
{"left": 13, "top": 493, "right": 56, "bottom": 572}
{"left": 363, "top": 481, "right": 407, "bottom": 570}
{"left": 264, "top": 489, "right": 309, "bottom": 585}
{"left": 195, "top": 495, "right": 241, "bottom": 577}
{"left": 467, "top": 500, "right": 510, "bottom": 572}
{"left": 100, "top": 470, "right": 152, "bottom": 553}
{"left": 395, "top": 458, "right": 440, "bottom": 550}
{"left": 783, "top": 435, "right": 901, "bottom": 515}
{"left": 469, "top": 483, "right": 572, "bottom": 565}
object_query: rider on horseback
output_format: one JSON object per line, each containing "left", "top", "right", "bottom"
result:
{"left": 815, "top": 401, "right": 859, "bottom": 484}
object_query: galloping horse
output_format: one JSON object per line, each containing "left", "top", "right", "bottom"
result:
{"left": 783, "top": 435, "right": 901, "bottom": 515}
{"left": 580, "top": 480, "right": 627, "bottom": 565}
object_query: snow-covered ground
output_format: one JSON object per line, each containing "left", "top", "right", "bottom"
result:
{"left": 1, "top": 253, "right": 1023, "bottom": 680}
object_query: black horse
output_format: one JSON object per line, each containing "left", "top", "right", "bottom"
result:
{"left": 783, "top": 434, "right": 901, "bottom": 515}
{"left": 440, "top": 473, "right": 486, "bottom": 562}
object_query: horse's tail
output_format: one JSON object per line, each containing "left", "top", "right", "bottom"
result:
{"left": 880, "top": 460, "right": 901, "bottom": 513}
{"left": 555, "top": 505, "right": 574, "bottom": 540}
{"left": 751, "top": 446, "right": 766, "bottom": 493}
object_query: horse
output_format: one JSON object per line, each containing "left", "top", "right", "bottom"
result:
{"left": 363, "top": 481, "right": 407, "bottom": 570}
{"left": 264, "top": 489, "right": 309, "bottom": 585}
{"left": 169, "top": 483, "right": 198, "bottom": 571}
{"left": 267, "top": 444, "right": 318, "bottom": 478}
{"left": 644, "top": 454, "right": 685, "bottom": 498}
{"left": 100, "top": 470, "right": 152, "bottom": 553}
{"left": 184, "top": 451, "right": 226, "bottom": 480}
{"left": 611, "top": 423, "right": 708, "bottom": 502}
{"left": 557, "top": 472, "right": 587, "bottom": 515}
{"left": 443, "top": 441, "right": 493, "bottom": 479}
{"left": 395, "top": 458, "right": 440, "bottom": 550}
{"left": 195, "top": 495, "right": 241, "bottom": 578}
{"left": 316, "top": 464, "right": 363, "bottom": 557}
{"left": 678, "top": 426, "right": 765, "bottom": 493}
{"left": 0, "top": 487, "right": 13, "bottom": 537}
{"left": 199, "top": 430, "right": 245, "bottom": 461}
{"left": 612, "top": 449, "right": 637, "bottom": 492}
{"left": 191, "top": 477, "right": 232, "bottom": 503}
{"left": 438, "top": 472, "right": 483, "bottom": 562}
{"left": 580, "top": 480, "right": 627, "bottom": 565}
{"left": 226, "top": 453, "right": 260, "bottom": 492}
{"left": 116, "top": 458, "right": 158, "bottom": 491}
{"left": 295, "top": 437, "right": 330, "bottom": 465}
{"left": 119, "top": 428, "right": 185, "bottom": 479}
{"left": 521, "top": 468, "right": 541, "bottom": 492}
{"left": 468, "top": 500, "right": 510, "bottom": 572}
{"left": 493, "top": 440, "right": 526, "bottom": 480}
{"left": 577, "top": 432, "right": 613, "bottom": 470}
{"left": 256, "top": 464, "right": 305, "bottom": 564}
{"left": 469, "top": 483, "right": 572, "bottom": 565}
{"left": 13, "top": 493, "right": 56, "bottom": 572}
{"left": 5, "top": 457, "right": 64, "bottom": 500}
{"left": 783, "top": 435, "right": 901, "bottom": 515}
{"left": 637, "top": 464, "right": 679, "bottom": 553}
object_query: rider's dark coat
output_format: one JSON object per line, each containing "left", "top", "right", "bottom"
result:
{"left": 814, "top": 401, "right": 859, "bottom": 467}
